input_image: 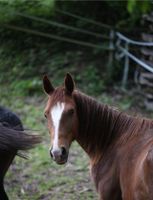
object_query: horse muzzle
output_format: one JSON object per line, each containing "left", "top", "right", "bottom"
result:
{"left": 50, "top": 146, "right": 68, "bottom": 165}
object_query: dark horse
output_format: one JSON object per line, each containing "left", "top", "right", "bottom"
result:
{"left": 0, "top": 106, "right": 41, "bottom": 200}
{"left": 43, "top": 73, "right": 153, "bottom": 200}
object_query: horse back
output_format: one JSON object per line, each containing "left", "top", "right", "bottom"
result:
{"left": 0, "top": 106, "right": 23, "bottom": 130}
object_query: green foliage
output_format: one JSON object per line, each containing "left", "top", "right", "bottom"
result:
{"left": 76, "top": 65, "right": 105, "bottom": 95}
{"left": 0, "top": 38, "right": 106, "bottom": 97}
{"left": 0, "top": 0, "right": 55, "bottom": 19}
{"left": 127, "top": 0, "right": 151, "bottom": 14}
{"left": 98, "top": 91, "right": 133, "bottom": 111}
{"left": 11, "top": 78, "right": 42, "bottom": 95}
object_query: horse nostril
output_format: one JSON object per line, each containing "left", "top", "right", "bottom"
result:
{"left": 61, "top": 147, "right": 67, "bottom": 156}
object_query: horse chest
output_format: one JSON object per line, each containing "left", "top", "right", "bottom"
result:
{"left": 91, "top": 159, "right": 121, "bottom": 200}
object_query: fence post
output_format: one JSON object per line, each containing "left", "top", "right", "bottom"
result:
{"left": 107, "top": 30, "right": 114, "bottom": 79}
{"left": 122, "top": 42, "right": 129, "bottom": 88}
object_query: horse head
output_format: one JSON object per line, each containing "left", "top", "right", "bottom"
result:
{"left": 43, "top": 73, "right": 78, "bottom": 164}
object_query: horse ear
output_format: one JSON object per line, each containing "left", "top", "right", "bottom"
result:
{"left": 43, "top": 75, "right": 54, "bottom": 95}
{"left": 64, "top": 73, "right": 75, "bottom": 95}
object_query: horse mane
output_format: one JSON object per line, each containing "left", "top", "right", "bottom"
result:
{"left": 73, "top": 90, "right": 153, "bottom": 162}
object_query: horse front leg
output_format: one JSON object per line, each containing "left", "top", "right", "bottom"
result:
{"left": 0, "top": 152, "right": 16, "bottom": 200}
{"left": 0, "top": 180, "right": 9, "bottom": 200}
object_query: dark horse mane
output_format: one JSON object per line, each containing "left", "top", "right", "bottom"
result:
{"left": 73, "top": 90, "right": 153, "bottom": 162}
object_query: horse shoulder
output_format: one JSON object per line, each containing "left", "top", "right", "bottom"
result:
{"left": 118, "top": 139, "right": 151, "bottom": 200}
{"left": 130, "top": 144, "right": 153, "bottom": 200}
{"left": 143, "top": 147, "right": 153, "bottom": 193}
{"left": 91, "top": 152, "right": 121, "bottom": 200}
{"left": 145, "top": 146, "right": 153, "bottom": 165}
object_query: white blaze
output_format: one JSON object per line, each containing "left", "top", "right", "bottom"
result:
{"left": 51, "top": 102, "right": 65, "bottom": 150}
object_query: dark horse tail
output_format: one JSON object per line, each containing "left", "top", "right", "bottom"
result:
{"left": 0, "top": 123, "right": 41, "bottom": 155}
{"left": 0, "top": 123, "right": 41, "bottom": 152}
{"left": 0, "top": 106, "right": 41, "bottom": 156}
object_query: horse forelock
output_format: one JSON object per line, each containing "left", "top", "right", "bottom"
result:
{"left": 45, "top": 87, "right": 66, "bottom": 112}
{"left": 50, "top": 86, "right": 66, "bottom": 103}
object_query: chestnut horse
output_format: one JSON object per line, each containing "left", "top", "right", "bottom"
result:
{"left": 0, "top": 106, "right": 41, "bottom": 200}
{"left": 43, "top": 73, "right": 153, "bottom": 200}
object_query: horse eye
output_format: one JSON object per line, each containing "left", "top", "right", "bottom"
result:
{"left": 68, "top": 109, "right": 74, "bottom": 115}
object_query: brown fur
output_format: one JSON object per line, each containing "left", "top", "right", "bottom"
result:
{"left": 73, "top": 90, "right": 153, "bottom": 200}
{"left": 43, "top": 74, "right": 153, "bottom": 200}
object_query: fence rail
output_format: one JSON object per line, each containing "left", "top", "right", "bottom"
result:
{"left": 116, "top": 32, "right": 153, "bottom": 88}
{"left": 15, "top": 12, "right": 109, "bottom": 39}
{"left": 4, "top": 11, "right": 114, "bottom": 50}
{"left": 56, "top": 9, "right": 112, "bottom": 30}
{"left": 116, "top": 32, "right": 153, "bottom": 46}
{"left": 4, "top": 24, "right": 110, "bottom": 50}
{"left": 3, "top": 10, "right": 153, "bottom": 89}
{"left": 118, "top": 46, "right": 153, "bottom": 73}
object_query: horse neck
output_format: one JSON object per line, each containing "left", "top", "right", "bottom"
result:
{"left": 73, "top": 91, "right": 140, "bottom": 163}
